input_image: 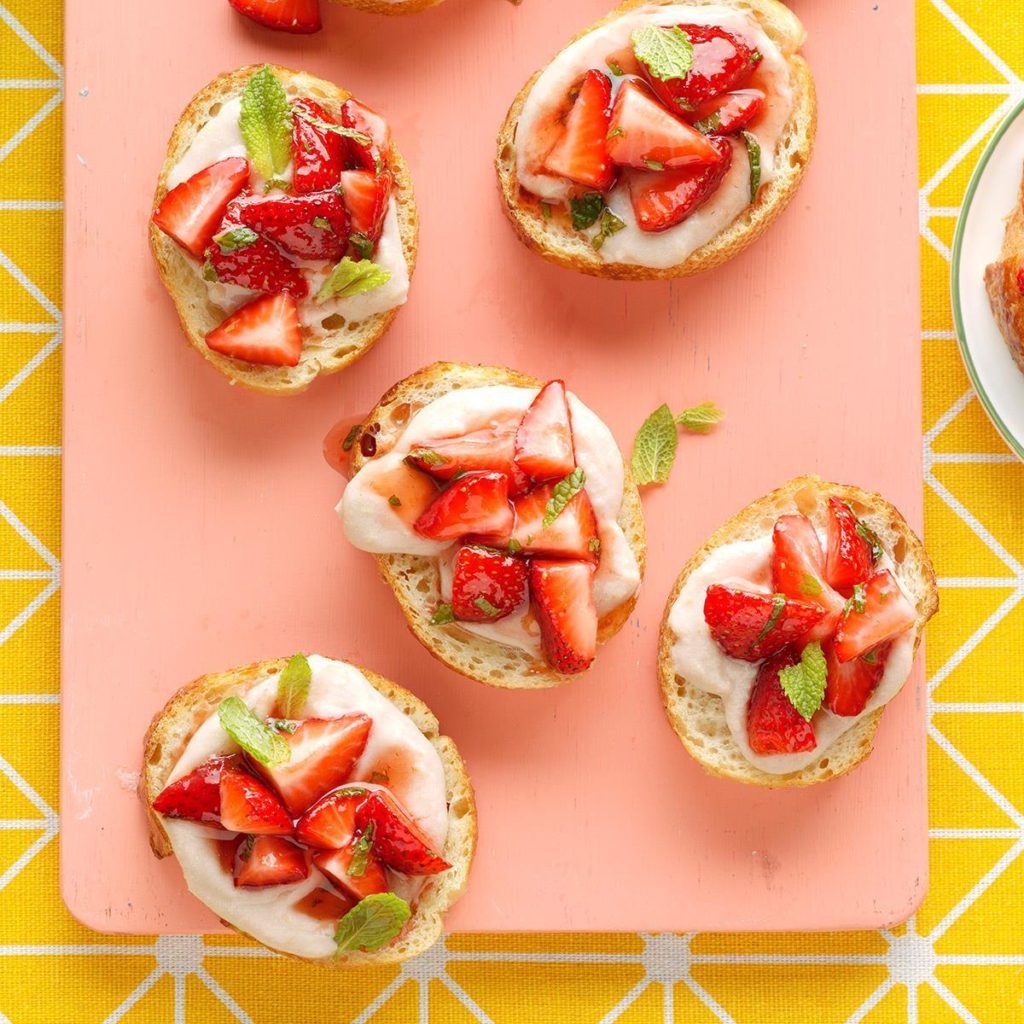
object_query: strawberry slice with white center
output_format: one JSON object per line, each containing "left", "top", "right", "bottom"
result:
{"left": 413, "top": 471, "right": 514, "bottom": 541}
{"left": 746, "top": 649, "right": 817, "bottom": 755}
{"left": 152, "top": 157, "right": 250, "bottom": 259}
{"left": 356, "top": 790, "right": 451, "bottom": 875}
{"left": 251, "top": 714, "right": 372, "bottom": 817}
{"left": 824, "top": 639, "right": 892, "bottom": 717}
{"left": 529, "top": 559, "right": 598, "bottom": 674}
{"left": 514, "top": 381, "right": 576, "bottom": 483}
{"left": 687, "top": 89, "right": 765, "bottom": 134}
{"left": 218, "top": 766, "right": 293, "bottom": 834}
{"left": 291, "top": 98, "right": 347, "bottom": 194}
{"left": 313, "top": 839, "right": 389, "bottom": 901}
{"left": 451, "top": 545, "right": 528, "bottom": 622}
{"left": 832, "top": 570, "right": 917, "bottom": 663}
{"left": 337, "top": 169, "right": 392, "bottom": 244}
{"left": 405, "top": 429, "right": 529, "bottom": 494}
{"left": 703, "top": 585, "right": 824, "bottom": 662}
{"left": 234, "top": 836, "right": 310, "bottom": 887}
{"left": 341, "top": 98, "right": 391, "bottom": 174}
{"left": 227, "top": 0, "right": 321, "bottom": 33}
{"left": 206, "top": 293, "right": 302, "bottom": 368}
{"left": 152, "top": 755, "right": 236, "bottom": 823}
{"left": 771, "top": 515, "right": 846, "bottom": 640}
{"left": 294, "top": 785, "right": 367, "bottom": 849}
{"left": 606, "top": 80, "right": 723, "bottom": 170}
{"left": 824, "top": 498, "right": 876, "bottom": 592}
{"left": 502, "top": 483, "right": 599, "bottom": 561}
{"left": 236, "top": 191, "right": 349, "bottom": 261}
{"left": 544, "top": 69, "right": 615, "bottom": 191}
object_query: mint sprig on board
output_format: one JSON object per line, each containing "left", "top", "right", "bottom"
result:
{"left": 631, "top": 400, "right": 724, "bottom": 486}
{"left": 239, "top": 66, "right": 293, "bottom": 180}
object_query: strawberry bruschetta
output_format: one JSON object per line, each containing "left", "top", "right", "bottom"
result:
{"left": 658, "top": 477, "right": 937, "bottom": 786}
{"left": 150, "top": 65, "right": 415, "bottom": 394}
{"left": 335, "top": 363, "right": 646, "bottom": 688}
{"left": 142, "top": 654, "right": 474, "bottom": 964}
{"left": 497, "top": 0, "right": 815, "bottom": 279}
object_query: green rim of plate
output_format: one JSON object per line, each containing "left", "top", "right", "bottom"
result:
{"left": 949, "top": 95, "right": 1024, "bottom": 461}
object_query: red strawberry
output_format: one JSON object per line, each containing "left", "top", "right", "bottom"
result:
{"left": 219, "top": 767, "right": 293, "bottom": 835}
{"left": 771, "top": 515, "right": 846, "bottom": 639}
{"left": 294, "top": 785, "right": 367, "bottom": 849}
{"left": 234, "top": 835, "right": 310, "bottom": 887}
{"left": 314, "top": 840, "right": 388, "bottom": 901}
{"left": 206, "top": 229, "right": 308, "bottom": 298}
{"left": 628, "top": 137, "right": 732, "bottom": 232}
{"left": 501, "top": 483, "right": 599, "bottom": 561}
{"left": 236, "top": 191, "right": 349, "bottom": 261}
{"left": 451, "top": 545, "right": 529, "bottom": 622}
{"left": 356, "top": 791, "right": 451, "bottom": 875}
{"left": 824, "top": 498, "right": 875, "bottom": 592}
{"left": 687, "top": 89, "right": 765, "bottom": 134}
{"left": 152, "top": 157, "right": 250, "bottom": 259}
{"left": 341, "top": 98, "right": 391, "bottom": 174}
{"left": 514, "top": 381, "right": 576, "bottom": 482}
{"left": 529, "top": 560, "right": 598, "bottom": 674}
{"left": 291, "top": 98, "right": 347, "bottom": 195}
{"left": 413, "top": 472, "right": 514, "bottom": 541}
{"left": 405, "top": 429, "right": 529, "bottom": 494}
{"left": 606, "top": 80, "right": 723, "bottom": 170}
{"left": 206, "top": 293, "right": 302, "bottom": 367}
{"left": 833, "top": 570, "right": 917, "bottom": 663}
{"left": 703, "top": 585, "right": 824, "bottom": 662}
{"left": 252, "top": 714, "right": 372, "bottom": 817}
{"left": 295, "top": 886, "right": 355, "bottom": 921}
{"left": 337, "top": 169, "right": 392, "bottom": 244}
{"left": 227, "top": 0, "right": 321, "bottom": 33}
{"left": 746, "top": 649, "right": 817, "bottom": 755}
{"left": 824, "top": 640, "right": 891, "bottom": 717}
{"left": 544, "top": 70, "right": 614, "bottom": 191}
{"left": 152, "top": 755, "right": 236, "bottom": 823}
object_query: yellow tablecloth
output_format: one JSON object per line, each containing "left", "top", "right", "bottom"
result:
{"left": 1, "top": 1, "right": 1021, "bottom": 1020}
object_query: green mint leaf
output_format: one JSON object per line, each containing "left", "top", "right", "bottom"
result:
{"left": 217, "top": 696, "right": 291, "bottom": 766}
{"left": 852, "top": 583, "right": 867, "bottom": 614}
{"left": 264, "top": 177, "right": 292, "bottom": 194}
{"left": 630, "top": 404, "right": 678, "bottom": 485}
{"left": 202, "top": 258, "right": 219, "bottom": 283}
{"left": 569, "top": 192, "right": 604, "bottom": 231}
{"left": 214, "top": 226, "right": 258, "bottom": 254}
{"left": 350, "top": 232, "right": 374, "bottom": 260}
{"left": 643, "top": 158, "right": 665, "bottom": 171}
{"left": 347, "top": 824, "right": 374, "bottom": 878}
{"left": 799, "top": 573, "right": 823, "bottom": 597}
{"left": 317, "top": 257, "right": 391, "bottom": 304}
{"left": 267, "top": 718, "right": 298, "bottom": 734}
{"left": 388, "top": 495, "right": 401, "bottom": 507}
{"left": 292, "top": 107, "right": 372, "bottom": 148}
{"left": 631, "top": 25, "right": 694, "bottom": 82}
{"left": 742, "top": 130, "right": 761, "bottom": 202}
{"left": 474, "top": 596, "right": 501, "bottom": 617}
{"left": 540, "top": 201, "right": 553, "bottom": 220}
{"left": 543, "top": 467, "right": 586, "bottom": 528}
{"left": 855, "top": 519, "right": 884, "bottom": 562}
{"left": 752, "top": 594, "right": 786, "bottom": 649}
{"left": 276, "top": 653, "right": 311, "bottom": 719}
{"left": 313, "top": 215, "right": 334, "bottom": 232}
{"left": 778, "top": 642, "right": 827, "bottom": 721}
{"left": 342, "top": 424, "right": 362, "bottom": 452}
{"left": 335, "top": 893, "right": 411, "bottom": 953}
{"left": 406, "top": 448, "right": 448, "bottom": 467}
{"left": 507, "top": 538, "right": 523, "bottom": 554}
{"left": 239, "top": 834, "right": 255, "bottom": 860}
{"left": 239, "top": 65, "right": 292, "bottom": 180}
{"left": 588, "top": 537, "right": 601, "bottom": 554}
{"left": 607, "top": 126, "right": 625, "bottom": 140}
{"left": 675, "top": 401, "right": 724, "bottom": 434}
{"left": 607, "top": 60, "right": 625, "bottom": 76}
{"left": 693, "top": 112, "right": 721, "bottom": 135}
{"left": 592, "top": 207, "right": 626, "bottom": 251}
{"left": 431, "top": 603, "right": 454, "bottom": 625}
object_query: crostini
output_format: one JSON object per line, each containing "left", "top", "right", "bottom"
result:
{"left": 150, "top": 65, "right": 416, "bottom": 394}
{"left": 335, "top": 363, "right": 646, "bottom": 688}
{"left": 657, "top": 477, "right": 937, "bottom": 786}
{"left": 496, "top": 0, "right": 815, "bottom": 279}
{"left": 141, "top": 654, "right": 473, "bottom": 964}
{"left": 984, "top": 164, "right": 1024, "bottom": 375}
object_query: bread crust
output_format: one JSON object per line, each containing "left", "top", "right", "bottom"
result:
{"left": 140, "top": 656, "right": 475, "bottom": 966}
{"left": 495, "top": 0, "right": 816, "bottom": 280}
{"left": 332, "top": 0, "right": 446, "bottom": 13}
{"left": 150, "top": 65, "right": 418, "bottom": 395}
{"left": 984, "top": 168, "right": 1024, "bottom": 374}
{"left": 657, "top": 476, "right": 938, "bottom": 787}
{"left": 347, "top": 362, "right": 647, "bottom": 689}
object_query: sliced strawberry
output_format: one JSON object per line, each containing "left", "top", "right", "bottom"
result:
{"left": 703, "top": 585, "right": 824, "bottom": 662}
{"left": 544, "top": 70, "right": 614, "bottom": 190}
{"left": 236, "top": 191, "right": 349, "bottom": 261}
{"left": 219, "top": 766, "right": 293, "bottom": 835}
{"left": 824, "top": 498, "right": 876, "bottom": 592}
{"left": 606, "top": 80, "right": 723, "bottom": 170}
{"left": 294, "top": 785, "right": 367, "bottom": 849}
{"left": 295, "top": 886, "right": 356, "bottom": 921}
{"left": 529, "top": 560, "right": 598, "bottom": 674}
{"left": 413, "top": 472, "right": 514, "bottom": 541}
{"left": 252, "top": 714, "right": 372, "bottom": 817}
{"left": 833, "top": 570, "right": 917, "bottom": 663}
{"left": 227, "top": 0, "right": 321, "bottom": 33}
{"left": 514, "top": 381, "right": 575, "bottom": 482}
{"left": 627, "top": 134, "right": 732, "bottom": 232}
{"left": 451, "top": 545, "right": 529, "bottom": 622}
{"left": 206, "top": 293, "right": 302, "bottom": 367}
{"left": 234, "top": 835, "right": 310, "bottom": 887}
{"left": 341, "top": 98, "right": 391, "bottom": 174}
{"left": 314, "top": 840, "right": 388, "bottom": 901}
{"left": 499, "top": 483, "right": 599, "bottom": 561}
{"left": 291, "top": 98, "right": 347, "bottom": 195}
{"left": 152, "top": 755, "right": 236, "bottom": 823}
{"left": 206, "top": 229, "right": 308, "bottom": 299}
{"left": 746, "top": 648, "right": 817, "bottom": 755}
{"left": 771, "top": 515, "right": 846, "bottom": 639}
{"left": 153, "top": 157, "right": 250, "bottom": 259}
{"left": 405, "top": 429, "right": 528, "bottom": 494}
{"left": 337, "top": 169, "right": 392, "bottom": 244}
{"left": 824, "top": 640, "right": 891, "bottom": 717}
{"left": 356, "top": 790, "right": 451, "bottom": 875}
{"left": 687, "top": 89, "right": 765, "bottom": 134}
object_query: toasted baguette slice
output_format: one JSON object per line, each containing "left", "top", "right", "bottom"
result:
{"left": 496, "top": 0, "right": 816, "bottom": 280}
{"left": 347, "top": 362, "right": 647, "bottom": 689}
{"left": 150, "top": 65, "right": 418, "bottom": 395}
{"left": 657, "top": 476, "right": 938, "bottom": 787}
{"left": 984, "top": 166, "right": 1024, "bottom": 375}
{"left": 141, "top": 656, "right": 475, "bottom": 966}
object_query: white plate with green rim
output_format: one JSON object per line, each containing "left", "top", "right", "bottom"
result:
{"left": 951, "top": 95, "right": 1024, "bottom": 460}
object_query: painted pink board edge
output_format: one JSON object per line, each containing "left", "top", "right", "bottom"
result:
{"left": 60, "top": 0, "right": 926, "bottom": 934}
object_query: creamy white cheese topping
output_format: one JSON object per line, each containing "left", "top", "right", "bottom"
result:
{"left": 162, "top": 655, "right": 448, "bottom": 961}
{"left": 515, "top": 4, "right": 795, "bottom": 269}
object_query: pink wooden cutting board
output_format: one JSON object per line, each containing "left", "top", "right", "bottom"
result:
{"left": 60, "top": 0, "right": 925, "bottom": 934}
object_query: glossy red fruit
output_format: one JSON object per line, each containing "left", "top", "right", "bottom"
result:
{"left": 219, "top": 767, "right": 293, "bottom": 834}
{"left": 529, "top": 559, "right": 598, "bottom": 674}
{"left": 314, "top": 840, "right": 389, "bottom": 901}
{"left": 833, "top": 570, "right": 917, "bottom": 663}
{"left": 505, "top": 484, "right": 599, "bottom": 561}
{"left": 234, "top": 836, "right": 310, "bottom": 887}
{"left": 824, "top": 498, "right": 875, "bottom": 592}
{"left": 771, "top": 514, "right": 846, "bottom": 639}
{"left": 227, "top": 0, "right": 321, "bottom": 34}
{"left": 703, "top": 585, "right": 825, "bottom": 662}
{"left": 687, "top": 89, "right": 765, "bottom": 134}
{"left": 747, "top": 648, "right": 817, "bottom": 755}
{"left": 206, "top": 225, "right": 308, "bottom": 299}
{"left": 450, "top": 545, "right": 529, "bottom": 622}
{"left": 295, "top": 886, "right": 356, "bottom": 921}
{"left": 294, "top": 785, "right": 367, "bottom": 849}
{"left": 337, "top": 169, "right": 392, "bottom": 244}
{"left": 152, "top": 755, "right": 236, "bottom": 822}
{"left": 824, "top": 640, "right": 891, "bottom": 717}
{"left": 206, "top": 293, "right": 302, "bottom": 367}
{"left": 291, "top": 98, "right": 347, "bottom": 194}
{"left": 544, "top": 70, "right": 614, "bottom": 190}
{"left": 404, "top": 429, "right": 529, "bottom": 494}
{"left": 356, "top": 791, "right": 451, "bottom": 875}
{"left": 236, "top": 191, "right": 349, "bottom": 261}
{"left": 413, "top": 472, "right": 514, "bottom": 541}
{"left": 341, "top": 98, "right": 391, "bottom": 174}
{"left": 514, "top": 381, "right": 575, "bottom": 482}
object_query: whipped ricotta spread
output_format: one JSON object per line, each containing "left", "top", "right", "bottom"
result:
{"left": 515, "top": 4, "right": 796, "bottom": 269}
{"left": 339, "top": 385, "right": 642, "bottom": 658}
{"left": 667, "top": 535, "right": 917, "bottom": 775}
{"left": 162, "top": 655, "right": 448, "bottom": 960}
{"left": 167, "top": 97, "right": 409, "bottom": 333}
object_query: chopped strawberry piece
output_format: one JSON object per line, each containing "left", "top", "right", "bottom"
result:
{"left": 514, "top": 381, "right": 576, "bottom": 482}
{"left": 824, "top": 640, "right": 891, "bottom": 717}
{"left": 824, "top": 498, "right": 876, "bottom": 592}
{"left": 152, "top": 755, "right": 236, "bottom": 823}
{"left": 291, "top": 98, "right": 347, "bottom": 194}
{"left": 747, "top": 649, "right": 817, "bottom": 755}
{"left": 337, "top": 169, "right": 392, "bottom": 244}
{"left": 833, "top": 570, "right": 917, "bottom": 663}
{"left": 544, "top": 70, "right": 614, "bottom": 190}
{"left": 341, "top": 98, "right": 391, "bottom": 174}
{"left": 234, "top": 835, "right": 310, "bottom": 887}
{"left": 687, "top": 89, "right": 765, "bottom": 134}
{"left": 206, "top": 224, "right": 308, "bottom": 299}
{"left": 356, "top": 791, "right": 451, "bottom": 875}
{"left": 295, "top": 785, "right": 367, "bottom": 849}
{"left": 227, "top": 0, "right": 321, "bottom": 33}
{"left": 451, "top": 545, "right": 529, "bottom": 622}
{"left": 529, "top": 560, "right": 598, "bottom": 674}
{"left": 314, "top": 840, "right": 388, "bottom": 901}
{"left": 236, "top": 191, "right": 349, "bottom": 261}
{"left": 1017, "top": 266, "right": 1024, "bottom": 295}
{"left": 206, "top": 293, "right": 302, "bottom": 368}
{"left": 153, "top": 157, "right": 250, "bottom": 259}
{"left": 295, "top": 886, "right": 355, "bottom": 921}
{"left": 413, "top": 472, "right": 514, "bottom": 541}
{"left": 703, "top": 585, "right": 824, "bottom": 662}
{"left": 499, "top": 483, "right": 599, "bottom": 561}
{"left": 606, "top": 80, "right": 723, "bottom": 170}
{"left": 219, "top": 766, "right": 293, "bottom": 835}
{"left": 405, "top": 429, "right": 529, "bottom": 494}
{"left": 771, "top": 514, "right": 846, "bottom": 639}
